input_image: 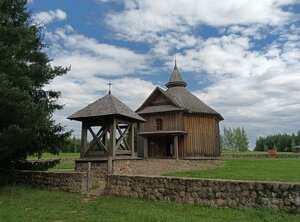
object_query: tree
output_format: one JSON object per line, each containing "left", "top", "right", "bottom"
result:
{"left": 235, "top": 127, "right": 249, "bottom": 151}
{"left": 221, "top": 127, "right": 249, "bottom": 151}
{"left": 254, "top": 131, "right": 300, "bottom": 152}
{"left": 0, "top": 0, "right": 70, "bottom": 167}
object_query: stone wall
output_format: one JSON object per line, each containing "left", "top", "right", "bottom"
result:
{"left": 106, "top": 174, "right": 300, "bottom": 212}
{"left": 75, "top": 160, "right": 107, "bottom": 180}
{"left": 2, "top": 170, "right": 88, "bottom": 193}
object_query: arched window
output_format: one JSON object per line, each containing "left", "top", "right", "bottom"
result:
{"left": 156, "top": 119, "right": 163, "bottom": 130}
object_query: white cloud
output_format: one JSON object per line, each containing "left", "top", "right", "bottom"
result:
{"left": 46, "top": 26, "right": 149, "bottom": 77}
{"left": 33, "top": 9, "right": 67, "bottom": 25}
{"left": 105, "top": 0, "right": 296, "bottom": 42}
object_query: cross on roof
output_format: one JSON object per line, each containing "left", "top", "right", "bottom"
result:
{"left": 107, "top": 81, "right": 113, "bottom": 95}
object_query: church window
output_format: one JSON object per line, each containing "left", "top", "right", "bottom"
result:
{"left": 156, "top": 119, "right": 163, "bottom": 130}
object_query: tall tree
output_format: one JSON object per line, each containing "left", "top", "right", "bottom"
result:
{"left": 221, "top": 127, "right": 249, "bottom": 151}
{"left": 0, "top": 0, "right": 70, "bottom": 166}
{"left": 235, "top": 127, "right": 249, "bottom": 151}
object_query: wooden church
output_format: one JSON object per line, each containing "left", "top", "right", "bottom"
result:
{"left": 136, "top": 62, "right": 223, "bottom": 159}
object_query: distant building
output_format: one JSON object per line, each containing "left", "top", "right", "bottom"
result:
{"left": 136, "top": 63, "right": 223, "bottom": 159}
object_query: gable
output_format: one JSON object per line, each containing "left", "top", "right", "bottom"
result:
{"left": 149, "top": 94, "right": 173, "bottom": 106}
{"left": 136, "top": 87, "right": 181, "bottom": 114}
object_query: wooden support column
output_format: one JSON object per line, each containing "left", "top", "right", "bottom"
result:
{"left": 129, "top": 123, "right": 135, "bottom": 158}
{"left": 108, "top": 118, "right": 116, "bottom": 174}
{"left": 109, "top": 118, "right": 116, "bottom": 158}
{"left": 144, "top": 137, "right": 148, "bottom": 158}
{"left": 174, "top": 135, "right": 179, "bottom": 160}
{"left": 80, "top": 122, "right": 88, "bottom": 158}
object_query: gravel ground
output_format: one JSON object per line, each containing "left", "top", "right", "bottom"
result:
{"left": 129, "top": 159, "right": 224, "bottom": 176}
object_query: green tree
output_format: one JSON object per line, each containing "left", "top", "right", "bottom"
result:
{"left": 235, "top": 127, "right": 249, "bottom": 151}
{"left": 222, "top": 127, "right": 249, "bottom": 151}
{"left": 0, "top": 0, "right": 70, "bottom": 167}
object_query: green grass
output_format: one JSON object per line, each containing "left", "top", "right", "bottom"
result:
{"left": 164, "top": 158, "right": 300, "bottom": 182}
{"left": 28, "top": 152, "right": 80, "bottom": 160}
{"left": 47, "top": 161, "right": 75, "bottom": 172}
{"left": 0, "top": 186, "right": 299, "bottom": 222}
{"left": 221, "top": 150, "right": 293, "bottom": 155}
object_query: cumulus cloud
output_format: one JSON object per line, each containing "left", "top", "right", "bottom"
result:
{"left": 33, "top": 9, "right": 67, "bottom": 25}
{"left": 43, "top": 25, "right": 155, "bottom": 135}
{"left": 45, "top": 26, "right": 150, "bottom": 78}
{"left": 105, "top": 0, "right": 296, "bottom": 42}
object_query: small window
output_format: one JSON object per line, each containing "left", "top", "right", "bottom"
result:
{"left": 156, "top": 119, "right": 163, "bottom": 131}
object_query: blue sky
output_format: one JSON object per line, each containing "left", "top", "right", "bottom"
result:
{"left": 28, "top": 0, "right": 300, "bottom": 148}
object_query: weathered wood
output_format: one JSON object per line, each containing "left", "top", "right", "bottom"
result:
{"left": 107, "top": 156, "right": 113, "bottom": 174}
{"left": 174, "top": 135, "right": 179, "bottom": 160}
{"left": 80, "top": 122, "right": 88, "bottom": 158}
{"left": 139, "top": 113, "right": 183, "bottom": 133}
{"left": 182, "top": 115, "right": 218, "bottom": 157}
{"left": 116, "top": 124, "right": 131, "bottom": 150}
{"left": 88, "top": 127, "right": 108, "bottom": 152}
{"left": 144, "top": 137, "right": 148, "bottom": 158}
{"left": 130, "top": 124, "right": 135, "bottom": 157}
{"left": 110, "top": 118, "right": 116, "bottom": 158}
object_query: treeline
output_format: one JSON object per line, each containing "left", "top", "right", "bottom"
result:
{"left": 221, "top": 127, "right": 249, "bottom": 151}
{"left": 254, "top": 131, "right": 300, "bottom": 152}
{"left": 60, "top": 137, "right": 81, "bottom": 153}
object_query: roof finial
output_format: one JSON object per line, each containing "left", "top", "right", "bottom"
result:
{"left": 107, "top": 81, "right": 113, "bottom": 95}
{"left": 174, "top": 49, "right": 177, "bottom": 67}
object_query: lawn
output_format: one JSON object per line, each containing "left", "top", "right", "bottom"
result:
{"left": 0, "top": 186, "right": 299, "bottom": 222}
{"left": 164, "top": 158, "right": 300, "bottom": 182}
{"left": 28, "top": 152, "right": 80, "bottom": 160}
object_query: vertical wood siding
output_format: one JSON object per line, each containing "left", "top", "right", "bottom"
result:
{"left": 139, "top": 113, "right": 183, "bottom": 132}
{"left": 182, "top": 115, "right": 219, "bottom": 157}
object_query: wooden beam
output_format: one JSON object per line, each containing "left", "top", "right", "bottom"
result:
{"left": 80, "top": 122, "right": 88, "bottom": 158}
{"left": 107, "top": 155, "right": 113, "bottom": 174}
{"left": 144, "top": 137, "right": 148, "bottom": 158}
{"left": 174, "top": 135, "right": 179, "bottom": 160}
{"left": 110, "top": 118, "right": 116, "bottom": 158}
{"left": 129, "top": 123, "right": 135, "bottom": 158}
{"left": 116, "top": 123, "right": 131, "bottom": 150}
{"left": 88, "top": 127, "right": 108, "bottom": 152}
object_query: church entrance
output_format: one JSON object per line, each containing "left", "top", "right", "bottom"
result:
{"left": 148, "top": 136, "right": 173, "bottom": 158}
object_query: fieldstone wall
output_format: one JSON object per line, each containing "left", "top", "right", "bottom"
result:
{"left": 106, "top": 174, "right": 300, "bottom": 212}
{"left": 75, "top": 160, "right": 107, "bottom": 180}
{"left": 2, "top": 170, "right": 88, "bottom": 193}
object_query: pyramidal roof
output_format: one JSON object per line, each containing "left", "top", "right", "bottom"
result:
{"left": 68, "top": 93, "right": 145, "bottom": 122}
{"left": 165, "top": 62, "right": 187, "bottom": 88}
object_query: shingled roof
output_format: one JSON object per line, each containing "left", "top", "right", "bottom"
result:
{"left": 68, "top": 94, "right": 145, "bottom": 122}
{"left": 137, "top": 64, "right": 223, "bottom": 120}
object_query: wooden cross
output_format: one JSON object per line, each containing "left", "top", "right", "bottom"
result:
{"left": 107, "top": 81, "right": 112, "bottom": 94}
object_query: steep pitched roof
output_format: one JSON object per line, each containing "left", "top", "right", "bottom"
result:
{"left": 166, "top": 87, "right": 223, "bottom": 120}
{"left": 68, "top": 94, "right": 145, "bottom": 122}
{"left": 137, "top": 64, "right": 224, "bottom": 120}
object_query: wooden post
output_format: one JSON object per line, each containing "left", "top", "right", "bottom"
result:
{"left": 110, "top": 118, "right": 116, "bottom": 158}
{"left": 107, "top": 155, "right": 113, "bottom": 174}
{"left": 129, "top": 123, "right": 135, "bottom": 158}
{"left": 144, "top": 137, "right": 148, "bottom": 158}
{"left": 87, "top": 162, "right": 91, "bottom": 189}
{"left": 80, "top": 122, "right": 88, "bottom": 158}
{"left": 174, "top": 135, "right": 179, "bottom": 160}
